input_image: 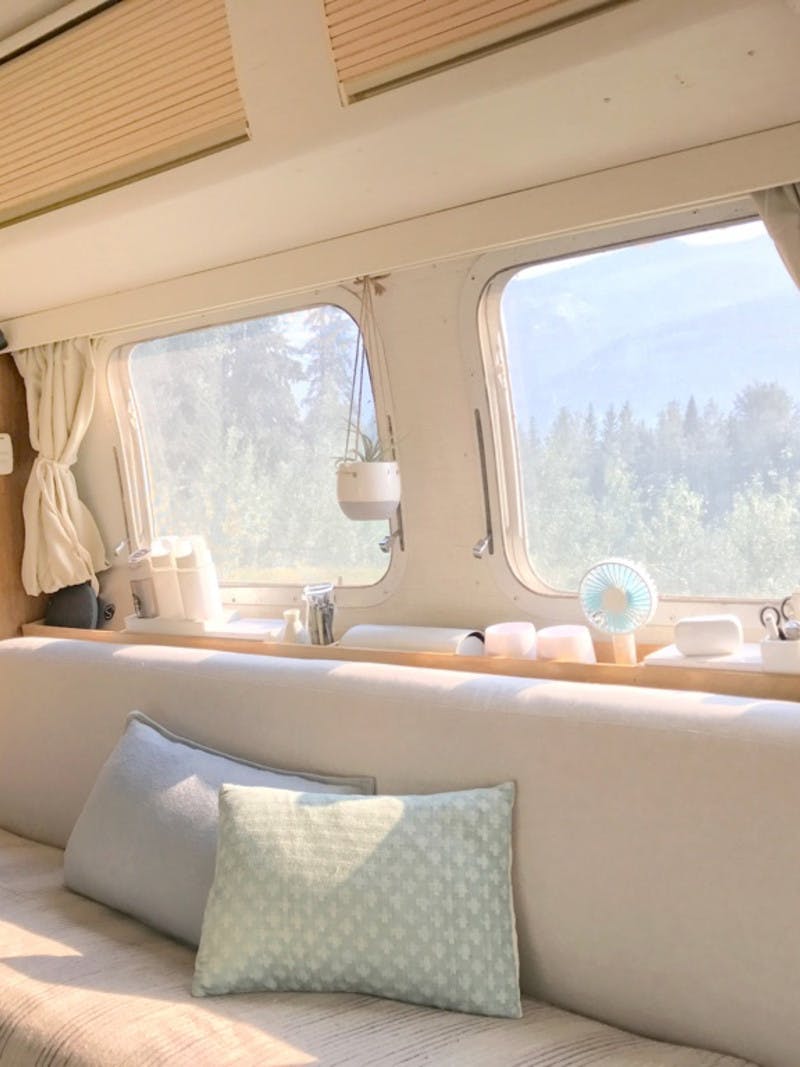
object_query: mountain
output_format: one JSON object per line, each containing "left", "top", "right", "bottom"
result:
{"left": 500, "top": 226, "right": 800, "bottom": 429}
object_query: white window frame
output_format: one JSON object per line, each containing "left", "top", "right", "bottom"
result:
{"left": 107, "top": 285, "right": 406, "bottom": 611}
{"left": 460, "top": 194, "right": 780, "bottom": 643}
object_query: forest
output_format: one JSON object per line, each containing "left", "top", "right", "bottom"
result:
{"left": 130, "top": 305, "right": 799, "bottom": 601}
{"left": 518, "top": 382, "right": 800, "bottom": 598}
{"left": 130, "top": 305, "right": 389, "bottom": 588}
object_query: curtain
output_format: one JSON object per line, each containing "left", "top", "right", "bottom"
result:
{"left": 752, "top": 183, "right": 800, "bottom": 288}
{"left": 13, "top": 338, "right": 107, "bottom": 596}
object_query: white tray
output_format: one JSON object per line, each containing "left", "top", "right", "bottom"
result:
{"left": 124, "top": 614, "right": 283, "bottom": 640}
{"left": 643, "top": 643, "right": 763, "bottom": 673}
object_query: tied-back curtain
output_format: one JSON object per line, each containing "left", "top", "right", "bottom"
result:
{"left": 752, "top": 183, "right": 800, "bottom": 289}
{"left": 13, "top": 338, "right": 107, "bottom": 596}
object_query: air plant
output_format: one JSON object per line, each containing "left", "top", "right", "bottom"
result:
{"left": 335, "top": 425, "right": 392, "bottom": 467}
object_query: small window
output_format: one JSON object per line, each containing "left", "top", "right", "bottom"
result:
{"left": 125, "top": 306, "right": 390, "bottom": 587}
{"left": 490, "top": 219, "right": 800, "bottom": 599}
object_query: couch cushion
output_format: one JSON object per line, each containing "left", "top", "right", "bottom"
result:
{"left": 64, "top": 712, "right": 374, "bottom": 946}
{"left": 0, "top": 829, "right": 757, "bottom": 1067}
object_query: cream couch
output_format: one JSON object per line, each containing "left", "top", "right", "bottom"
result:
{"left": 0, "top": 635, "right": 798, "bottom": 1066}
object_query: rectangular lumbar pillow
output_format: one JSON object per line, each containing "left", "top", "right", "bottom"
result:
{"left": 64, "top": 712, "right": 374, "bottom": 946}
{"left": 192, "top": 782, "right": 521, "bottom": 1018}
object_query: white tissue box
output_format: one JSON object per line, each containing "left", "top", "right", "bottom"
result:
{"left": 674, "top": 615, "right": 743, "bottom": 657}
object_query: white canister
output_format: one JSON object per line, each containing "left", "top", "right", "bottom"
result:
{"left": 175, "top": 536, "right": 224, "bottom": 622}
{"left": 149, "top": 537, "right": 184, "bottom": 620}
{"left": 536, "top": 624, "right": 597, "bottom": 664}
{"left": 484, "top": 622, "right": 537, "bottom": 659}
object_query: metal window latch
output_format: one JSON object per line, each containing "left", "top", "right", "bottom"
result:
{"left": 472, "top": 535, "right": 492, "bottom": 559}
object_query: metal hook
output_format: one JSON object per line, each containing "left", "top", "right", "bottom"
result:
{"left": 379, "top": 529, "right": 401, "bottom": 554}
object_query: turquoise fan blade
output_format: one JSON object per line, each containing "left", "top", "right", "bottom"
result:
{"left": 578, "top": 559, "right": 657, "bottom": 635}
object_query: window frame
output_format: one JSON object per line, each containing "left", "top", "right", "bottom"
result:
{"left": 462, "top": 194, "right": 783, "bottom": 641}
{"left": 107, "top": 285, "right": 406, "bottom": 610}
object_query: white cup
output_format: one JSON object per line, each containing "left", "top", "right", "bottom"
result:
{"left": 484, "top": 622, "right": 537, "bottom": 659}
{"left": 536, "top": 624, "right": 596, "bottom": 664}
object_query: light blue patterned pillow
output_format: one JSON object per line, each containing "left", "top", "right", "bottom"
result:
{"left": 192, "top": 782, "right": 521, "bottom": 1018}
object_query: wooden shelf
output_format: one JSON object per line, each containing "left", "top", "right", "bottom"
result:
{"left": 18, "top": 622, "right": 800, "bottom": 702}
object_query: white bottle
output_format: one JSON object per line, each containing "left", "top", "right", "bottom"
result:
{"left": 279, "top": 608, "right": 310, "bottom": 645}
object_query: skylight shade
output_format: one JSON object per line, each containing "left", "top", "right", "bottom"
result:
{"left": 324, "top": 0, "right": 631, "bottom": 103}
{"left": 0, "top": 0, "right": 249, "bottom": 227}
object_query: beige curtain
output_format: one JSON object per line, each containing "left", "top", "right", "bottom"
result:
{"left": 752, "top": 183, "right": 800, "bottom": 288}
{"left": 13, "top": 338, "right": 107, "bottom": 596}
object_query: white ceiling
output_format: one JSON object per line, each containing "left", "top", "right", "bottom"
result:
{"left": 2, "top": 0, "right": 799, "bottom": 320}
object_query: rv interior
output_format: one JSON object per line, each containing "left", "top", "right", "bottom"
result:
{"left": 0, "top": 0, "right": 799, "bottom": 1064}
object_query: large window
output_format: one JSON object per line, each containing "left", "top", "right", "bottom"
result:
{"left": 125, "top": 306, "right": 390, "bottom": 587}
{"left": 493, "top": 219, "right": 800, "bottom": 599}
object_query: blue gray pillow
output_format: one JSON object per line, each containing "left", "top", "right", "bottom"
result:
{"left": 192, "top": 781, "right": 521, "bottom": 1018}
{"left": 64, "top": 712, "right": 374, "bottom": 945}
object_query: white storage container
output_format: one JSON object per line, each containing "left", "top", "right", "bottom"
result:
{"left": 175, "top": 536, "right": 223, "bottom": 622}
{"left": 761, "top": 639, "right": 800, "bottom": 674}
{"left": 149, "top": 537, "right": 184, "bottom": 620}
{"left": 128, "top": 549, "right": 158, "bottom": 618}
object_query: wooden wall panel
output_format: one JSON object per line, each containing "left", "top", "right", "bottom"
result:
{"left": 0, "top": 356, "right": 45, "bottom": 636}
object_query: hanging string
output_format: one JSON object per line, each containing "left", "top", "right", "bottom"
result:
{"left": 344, "top": 278, "right": 370, "bottom": 461}
{"left": 342, "top": 274, "right": 395, "bottom": 462}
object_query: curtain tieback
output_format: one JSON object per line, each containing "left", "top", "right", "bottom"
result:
{"left": 33, "top": 456, "right": 72, "bottom": 473}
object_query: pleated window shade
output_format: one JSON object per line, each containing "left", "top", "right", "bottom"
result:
{"left": 324, "top": 0, "right": 632, "bottom": 102}
{"left": 0, "top": 0, "right": 249, "bottom": 227}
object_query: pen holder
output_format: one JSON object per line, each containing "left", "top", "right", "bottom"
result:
{"left": 760, "top": 639, "right": 800, "bottom": 674}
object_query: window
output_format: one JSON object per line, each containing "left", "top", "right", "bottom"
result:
{"left": 123, "top": 305, "right": 390, "bottom": 587}
{"left": 488, "top": 218, "right": 800, "bottom": 599}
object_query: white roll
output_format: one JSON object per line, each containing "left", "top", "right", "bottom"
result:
{"left": 339, "top": 625, "right": 485, "bottom": 656}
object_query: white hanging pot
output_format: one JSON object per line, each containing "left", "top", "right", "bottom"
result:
{"left": 337, "top": 461, "right": 401, "bottom": 520}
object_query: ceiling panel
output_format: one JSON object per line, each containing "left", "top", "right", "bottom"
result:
{"left": 1, "top": 0, "right": 798, "bottom": 320}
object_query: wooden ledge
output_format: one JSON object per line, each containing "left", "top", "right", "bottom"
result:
{"left": 18, "top": 622, "right": 800, "bottom": 703}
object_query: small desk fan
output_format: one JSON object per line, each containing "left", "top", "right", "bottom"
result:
{"left": 578, "top": 558, "right": 657, "bottom": 665}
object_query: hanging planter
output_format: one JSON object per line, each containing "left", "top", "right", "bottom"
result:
{"left": 336, "top": 278, "right": 402, "bottom": 522}
{"left": 337, "top": 447, "right": 401, "bottom": 520}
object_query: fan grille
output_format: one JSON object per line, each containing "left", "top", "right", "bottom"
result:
{"left": 579, "top": 559, "right": 657, "bottom": 635}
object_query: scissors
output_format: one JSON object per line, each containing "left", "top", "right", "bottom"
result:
{"left": 760, "top": 600, "right": 800, "bottom": 641}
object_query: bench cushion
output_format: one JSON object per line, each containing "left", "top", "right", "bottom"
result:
{"left": 0, "top": 829, "right": 757, "bottom": 1066}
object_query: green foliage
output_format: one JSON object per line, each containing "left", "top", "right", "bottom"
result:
{"left": 129, "top": 307, "right": 389, "bottom": 586}
{"left": 337, "top": 427, "right": 390, "bottom": 465}
{"left": 519, "top": 383, "right": 800, "bottom": 598}
{"left": 129, "top": 305, "right": 799, "bottom": 601}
